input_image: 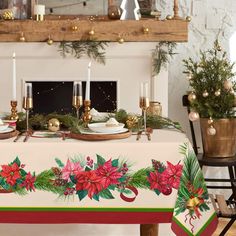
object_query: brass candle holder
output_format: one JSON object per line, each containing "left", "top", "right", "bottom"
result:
{"left": 83, "top": 100, "right": 92, "bottom": 127}
{"left": 22, "top": 97, "right": 33, "bottom": 132}
{"left": 10, "top": 100, "right": 19, "bottom": 120}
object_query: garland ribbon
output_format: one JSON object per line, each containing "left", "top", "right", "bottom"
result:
{"left": 120, "top": 186, "right": 138, "bottom": 202}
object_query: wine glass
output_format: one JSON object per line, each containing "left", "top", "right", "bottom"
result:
{"left": 72, "top": 81, "right": 83, "bottom": 119}
{"left": 139, "top": 82, "right": 150, "bottom": 133}
{"left": 22, "top": 82, "right": 33, "bottom": 133}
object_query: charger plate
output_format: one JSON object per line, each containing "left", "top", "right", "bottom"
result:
{"left": 69, "top": 130, "right": 131, "bottom": 141}
{"left": 0, "top": 129, "right": 18, "bottom": 139}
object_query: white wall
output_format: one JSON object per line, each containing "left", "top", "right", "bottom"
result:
{"left": 0, "top": 42, "right": 168, "bottom": 116}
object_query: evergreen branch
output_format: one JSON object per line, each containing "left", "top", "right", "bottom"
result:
{"left": 152, "top": 42, "right": 177, "bottom": 76}
{"left": 128, "top": 167, "right": 153, "bottom": 189}
{"left": 35, "top": 170, "right": 64, "bottom": 194}
{"left": 59, "top": 40, "right": 108, "bottom": 64}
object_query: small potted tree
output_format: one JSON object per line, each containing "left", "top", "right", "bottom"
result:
{"left": 183, "top": 40, "right": 236, "bottom": 157}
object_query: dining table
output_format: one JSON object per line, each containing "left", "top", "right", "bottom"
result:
{"left": 0, "top": 129, "right": 218, "bottom": 236}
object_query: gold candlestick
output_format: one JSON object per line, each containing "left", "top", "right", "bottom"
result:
{"left": 83, "top": 100, "right": 92, "bottom": 127}
{"left": 10, "top": 100, "right": 19, "bottom": 120}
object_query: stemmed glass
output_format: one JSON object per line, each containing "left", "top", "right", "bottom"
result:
{"left": 22, "top": 82, "right": 33, "bottom": 135}
{"left": 138, "top": 82, "right": 150, "bottom": 140}
{"left": 72, "top": 81, "right": 83, "bottom": 119}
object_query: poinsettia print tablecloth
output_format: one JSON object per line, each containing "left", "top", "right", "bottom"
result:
{"left": 0, "top": 130, "right": 217, "bottom": 235}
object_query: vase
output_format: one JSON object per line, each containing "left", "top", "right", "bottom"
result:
{"left": 147, "top": 101, "right": 162, "bottom": 116}
{"left": 200, "top": 118, "right": 236, "bottom": 158}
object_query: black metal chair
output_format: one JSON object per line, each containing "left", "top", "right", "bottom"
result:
{"left": 182, "top": 94, "right": 236, "bottom": 236}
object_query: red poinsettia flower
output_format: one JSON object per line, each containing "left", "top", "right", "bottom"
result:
{"left": 0, "top": 163, "right": 21, "bottom": 186}
{"left": 20, "top": 172, "right": 36, "bottom": 191}
{"left": 76, "top": 171, "right": 106, "bottom": 199}
{"left": 162, "top": 161, "right": 183, "bottom": 189}
{"left": 148, "top": 171, "right": 167, "bottom": 191}
{"left": 96, "top": 159, "right": 123, "bottom": 188}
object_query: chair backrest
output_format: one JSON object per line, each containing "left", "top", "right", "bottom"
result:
{"left": 182, "top": 95, "right": 198, "bottom": 155}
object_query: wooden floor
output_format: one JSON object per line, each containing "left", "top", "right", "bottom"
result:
{"left": 213, "top": 218, "right": 236, "bottom": 236}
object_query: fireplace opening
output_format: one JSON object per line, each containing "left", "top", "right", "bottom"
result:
{"left": 28, "top": 81, "right": 117, "bottom": 115}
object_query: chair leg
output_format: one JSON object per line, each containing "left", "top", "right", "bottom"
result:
{"left": 140, "top": 224, "right": 158, "bottom": 236}
{"left": 219, "top": 218, "right": 236, "bottom": 236}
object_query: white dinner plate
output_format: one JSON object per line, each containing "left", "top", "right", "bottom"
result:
{"left": 0, "top": 127, "right": 14, "bottom": 134}
{"left": 80, "top": 128, "right": 128, "bottom": 135}
{"left": 88, "top": 122, "right": 125, "bottom": 133}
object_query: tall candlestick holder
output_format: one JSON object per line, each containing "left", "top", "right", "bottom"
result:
{"left": 83, "top": 100, "right": 92, "bottom": 127}
{"left": 10, "top": 100, "right": 19, "bottom": 120}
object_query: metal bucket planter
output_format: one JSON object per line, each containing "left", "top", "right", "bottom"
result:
{"left": 200, "top": 118, "right": 236, "bottom": 158}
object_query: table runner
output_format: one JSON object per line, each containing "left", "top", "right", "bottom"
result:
{"left": 0, "top": 130, "right": 217, "bottom": 235}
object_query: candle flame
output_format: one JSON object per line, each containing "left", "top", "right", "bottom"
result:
{"left": 13, "top": 52, "right": 16, "bottom": 58}
{"left": 88, "top": 61, "right": 92, "bottom": 68}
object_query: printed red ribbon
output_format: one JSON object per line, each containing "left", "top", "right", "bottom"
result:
{"left": 120, "top": 186, "right": 138, "bottom": 202}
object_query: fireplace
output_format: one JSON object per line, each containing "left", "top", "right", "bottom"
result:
{"left": 28, "top": 81, "right": 117, "bottom": 115}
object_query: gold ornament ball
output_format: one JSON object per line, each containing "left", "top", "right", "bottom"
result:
{"left": 166, "top": 15, "right": 173, "bottom": 20}
{"left": 207, "top": 117, "right": 214, "bottom": 125}
{"left": 186, "top": 16, "right": 191, "bottom": 22}
{"left": 188, "top": 111, "right": 199, "bottom": 122}
{"left": 19, "top": 35, "right": 26, "bottom": 42}
{"left": 207, "top": 125, "right": 216, "bottom": 136}
{"left": 126, "top": 115, "right": 139, "bottom": 129}
{"left": 214, "top": 89, "right": 221, "bottom": 96}
{"left": 188, "top": 92, "right": 197, "bottom": 102}
{"left": 2, "top": 10, "right": 14, "bottom": 20}
{"left": 118, "top": 37, "right": 124, "bottom": 44}
{"left": 143, "top": 27, "right": 149, "bottom": 34}
{"left": 224, "top": 80, "right": 233, "bottom": 90}
{"left": 89, "top": 30, "right": 95, "bottom": 36}
{"left": 71, "top": 26, "right": 78, "bottom": 31}
{"left": 217, "top": 45, "right": 222, "bottom": 51}
{"left": 202, "top": 90, "right": 209, "bottom": 97}
{"left": 47, "top": 38, "right": 54, "bottom": 45}
{"left": 48, "top": 118, "right": 60, "bottom": 132}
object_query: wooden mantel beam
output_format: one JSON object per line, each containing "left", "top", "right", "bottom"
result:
{"left": 0, "top": 19, "right": 188, "bottom": 42}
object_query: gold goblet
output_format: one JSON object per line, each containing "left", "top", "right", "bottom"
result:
{"left": 72, "top": 81, "right": 83, "bottom": 119}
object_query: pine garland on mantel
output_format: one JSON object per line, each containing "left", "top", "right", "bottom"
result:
{"left": 59, "top": 40, "right": 108, "bottom": 64}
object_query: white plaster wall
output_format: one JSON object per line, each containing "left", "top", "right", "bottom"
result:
{"left": 0, "top": 42, "right": 168, "bottom": 116}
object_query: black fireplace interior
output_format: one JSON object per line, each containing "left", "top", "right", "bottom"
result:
{"left": 29, "top": 81, "right": 117, "bottom": 115}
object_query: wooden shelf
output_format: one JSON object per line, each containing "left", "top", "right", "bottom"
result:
{"left": 0, "top": 18, "right": 188, "bottom": 42}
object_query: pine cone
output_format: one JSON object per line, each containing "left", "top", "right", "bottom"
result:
{"left": 54, "top": 179, "right": 67, "bottom": 186}
{"left": 51, "top": 167, "right": 62, "bottom": 176}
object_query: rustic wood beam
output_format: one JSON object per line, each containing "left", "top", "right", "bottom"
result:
{"left": 0, "top": 19, "right": 188, "bottom": 42}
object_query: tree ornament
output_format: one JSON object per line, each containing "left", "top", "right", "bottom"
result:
{"left": 143, "top": 27, "right": 149, "bottom": 34}
{"left": 108, "top": 0, "right": 122, "bottom": 20}
{"left": 120, "top": 0, "right": 140, "bottom": 20}
{"left": 166, "top": 15, "right": 173, "bottom": 20}
{"left": 118, "top": 36, "right": 125, "bottom": 44}
{"left": 126, "top": 115, "right": 139, "bottom": 129}
{"left": 217, "top": 45, "right": 222, "bottom": 51}
{"left": 207, "top": 117, "right": 214, "bottom": 125}
{"left": 188, "top": 92, "right": 197, "bottom": 102}
{"left": 186, "top": 16, "right": 191, "bottom": 22}
{"left": 207, "top": 125, "right": 216, "bottom": 136}
{"left": 188, "top": 111, "right": 199, "bottom": 121}
{"left": 186, "top": 73, "right": 193, "bottom": 80}
{"left": 161, "top": 186, "right": 172, "bottom": 195}
{"left": 202, "top": 90, "right": 209, "bottom": 97}
{"left": 224, "top": 80, "right": 233, "bottom": 90}
{"left": 214, "top": 89, "right": 221, "bottom": 96}
{"left": 47, "top": 36, "right": 53, "bottom": 45}
{"left": 48, "top": 118, "right": 60, "bottom": 132}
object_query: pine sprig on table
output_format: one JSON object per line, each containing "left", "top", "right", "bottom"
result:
{"left": 59, "top": 41, "right": 108, "bottom": 64}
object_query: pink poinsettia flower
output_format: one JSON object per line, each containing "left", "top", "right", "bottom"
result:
{"left": 61, "top": 159, "right": 83, "bottom": 181}
{"left": 0, "top": 163, "right": 21, "bottom": 186}
{"left": 20, "top": 172, "right": 36, "bottom": 191}
{"left": 162, "top": 161, "right": 183, "bottom": 189}
{"left": 76, "top": 171, "right": 105, "bottom": 199}
{"left": 96, "top": 159, "right": 123, "bottom": 188}
{"left": 148, "top": 171, "right": 167, "bottom": 191}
